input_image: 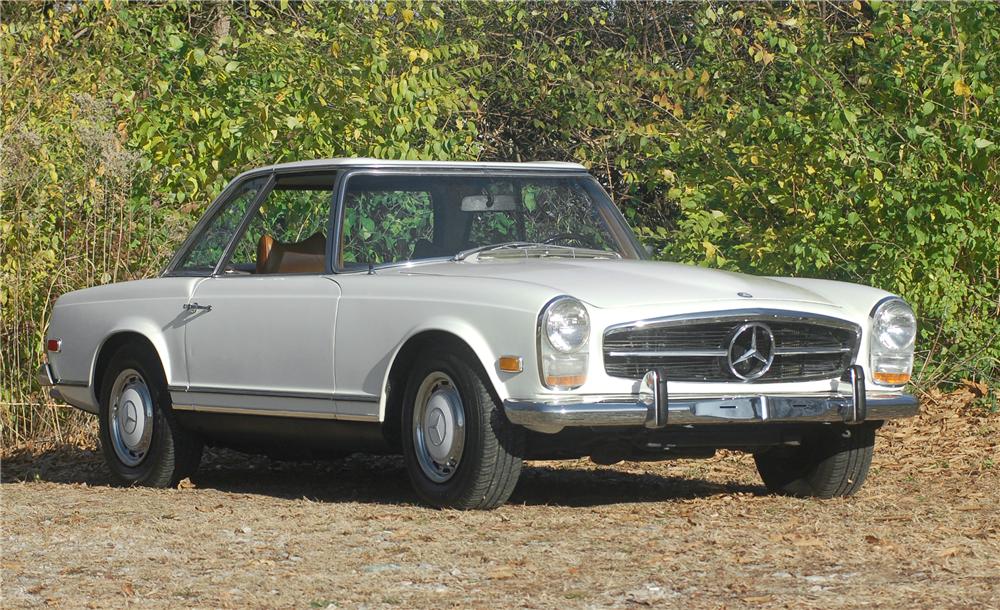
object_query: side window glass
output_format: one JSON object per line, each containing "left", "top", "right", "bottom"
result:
{"left": 225, "top": 183, "right": 334, "bottom": 274}
{"left": 340, "top": 187, "right": 434, "bottom": 269}
{"left": 174, "top": 178, "right": 266, "bottom": 274}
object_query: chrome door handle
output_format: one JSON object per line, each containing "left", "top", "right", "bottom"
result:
{"left": 182, "top": 303, "right": 212, "bottom": 312}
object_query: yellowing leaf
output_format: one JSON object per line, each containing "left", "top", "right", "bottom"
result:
{"left": 852, "top": 0, "right": 862, "bottom": 10}
{"left": 953, "top": 78, "right": 972, "bottom": 97}
{"left": 402, "top": 8, "right": 414, "bottom": 23}
{"left": 700, "top": 69, "right": 710, "bottom": 84}
{"left": 853, "top": 36, "right": 866, "bottom": 47}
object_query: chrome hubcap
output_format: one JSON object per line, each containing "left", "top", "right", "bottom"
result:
{"left": 413, "top": 372, "right": 465, "bottom": 483}
{"left": 108, "top": 369, "right": 153, "bottom": 467}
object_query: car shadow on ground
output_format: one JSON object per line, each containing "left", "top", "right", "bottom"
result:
{"left": 1, "top": 445, "right": 767, "bottom": 507}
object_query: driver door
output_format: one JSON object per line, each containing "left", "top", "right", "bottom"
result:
{"left": 180, "top": 174, "right": 343, "bottom": 418}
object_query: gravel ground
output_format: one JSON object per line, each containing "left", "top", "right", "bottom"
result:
{"left": 2, "top": 389, "right": 998, "bottom": 609}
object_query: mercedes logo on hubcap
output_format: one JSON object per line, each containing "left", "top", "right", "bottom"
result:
{"left": 427, "top": 409, "right": 446, "bottom": 446}
{"left": 727, "top": 322, "right": 775, "bottom": 380}
{"left": 122, "top": 401, "right": 138, "bottom": 434}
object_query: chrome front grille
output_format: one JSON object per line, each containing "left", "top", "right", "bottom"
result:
{"left": 603, "top": 311, "right": 861, "bottom": 383}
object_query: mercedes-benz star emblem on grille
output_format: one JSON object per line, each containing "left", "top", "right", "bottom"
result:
{"left": 727, "top": 322, "right": 775, "bottom": 380}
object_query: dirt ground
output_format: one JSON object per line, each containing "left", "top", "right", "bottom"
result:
{"left": 2, "top": 388, "right": 998, "bottom": 609}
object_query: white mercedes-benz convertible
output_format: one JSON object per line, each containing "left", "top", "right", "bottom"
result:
{"left": 39, "top": 159, "right": 918, "bottom": 509}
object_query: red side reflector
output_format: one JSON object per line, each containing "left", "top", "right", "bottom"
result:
{"left": 47, "top": 338, "right": 62, "bottom": 352}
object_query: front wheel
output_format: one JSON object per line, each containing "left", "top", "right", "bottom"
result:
{"left": 754, "top": 425, "right": 876, "bottom": 498}
{"left": 401, "top": 351, "right": 525, "bottom": 509}
{"left": 98, "top": 344, "right": 202, "bottom": 487}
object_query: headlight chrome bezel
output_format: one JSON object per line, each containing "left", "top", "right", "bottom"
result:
{"left": 869, "top": 297, "right": 916, "bottom": 386}
{"left": 538, "top": 296, "right": 591, "bottom": 390}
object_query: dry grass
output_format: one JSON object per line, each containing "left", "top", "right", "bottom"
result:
{"left": 2, "top": 389, "right": 997, "bottom": 609}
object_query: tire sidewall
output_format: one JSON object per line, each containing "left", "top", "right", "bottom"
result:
{"left": 401, "top": 353, "right": 491, "bottom": 505}
{"left": 98, "top": 345, "right": 174, "bottom": 485}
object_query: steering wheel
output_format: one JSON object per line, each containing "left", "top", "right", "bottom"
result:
{"left": 542, "top": 232, "right": 591, "bottom": 247}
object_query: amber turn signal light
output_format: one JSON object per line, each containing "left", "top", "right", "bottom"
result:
{"left": 498, "top": 356, "right": 523, "bottom": 373}
{"left": 873, "top": 371, "right": 909, "bottom": 384}
{"left": 544, "top": 374, "right": 587, "bottom": 387}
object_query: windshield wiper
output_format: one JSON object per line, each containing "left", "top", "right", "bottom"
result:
{"left": 453, "top": 242, "right": 553, "bottom": 261}
{"left": 453, "top": 242, "right": 620, "bottom": 261}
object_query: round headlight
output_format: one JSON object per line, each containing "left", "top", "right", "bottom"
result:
{"left": 873, "top": 298, "right": 916, "bottom": 351}
{"left": 543, "top": 298, "right": 590, "bottom": 353}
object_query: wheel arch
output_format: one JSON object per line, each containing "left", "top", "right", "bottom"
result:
{"left": 92, "top": 330, "right": 170, "bottom": 404}
{"left": 379, "top": 326, "right": 506, "bottom": 450}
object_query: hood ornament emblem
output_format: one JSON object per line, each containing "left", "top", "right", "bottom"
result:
{"left": 727, "top": 322, "right": 775, "bottom": 381}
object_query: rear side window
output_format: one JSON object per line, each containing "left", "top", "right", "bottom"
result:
{"left": 173, "top": 178, "right": 266, "bottom": 274}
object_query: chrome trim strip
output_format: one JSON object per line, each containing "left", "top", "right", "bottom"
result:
{"left": 772, "top": 346, "right": 853, "bottom": 355}
{"left": 607, "top": 349, "right": 727, "bottom": 358}
{"left": 54, "top": 379, "right": 89, "bottom": 388}
{"left": 169, "top": 385, "right": 379, "bottom": 403}
{"left": 170, "top": 403, "right": 378, "bottom": 422}
{"left": 604, "top": 308, "right": 861, "bottom": 334}
{"left": 504, "top": 393, "right": 918, "bottom": 433}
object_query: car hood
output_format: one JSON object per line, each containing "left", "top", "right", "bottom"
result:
{"left": 402, "top": 258, "right": 839, "bottom": 309}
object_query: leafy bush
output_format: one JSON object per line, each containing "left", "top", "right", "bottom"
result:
{"left": 2, "top": 1, "right": 997, "bottom": 441}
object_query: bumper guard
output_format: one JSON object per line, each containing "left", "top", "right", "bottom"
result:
{"left": 504, "top": 365, "right": 918, "bottom": 433}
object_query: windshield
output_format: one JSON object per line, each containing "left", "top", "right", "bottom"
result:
{"left": 338, "top": 173, "right": 642, "bottom": 270}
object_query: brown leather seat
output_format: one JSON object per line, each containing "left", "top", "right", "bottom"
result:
{"left": 256, "top": 232, "right": 326, "bottom": 274}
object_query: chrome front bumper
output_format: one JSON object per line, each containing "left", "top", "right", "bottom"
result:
{"left": 505, "top": 377, "right": 918, "bottom": 434}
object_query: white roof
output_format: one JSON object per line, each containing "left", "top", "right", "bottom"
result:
{"left": 234, "top": 158, "right": 587, "bottom": 180}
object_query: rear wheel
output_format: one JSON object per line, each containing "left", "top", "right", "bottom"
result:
{"left": 402, "top": 351, "right": 524, "bottom": 509}
{"left": 754, "top": 425, "right": 876, "bottom": 498}
{"left": 98, "top": 344, "right": 202, "bottom": 487}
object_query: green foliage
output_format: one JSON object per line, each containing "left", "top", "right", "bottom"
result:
{"left": 2, "top": 1, "right": 997, "bottom": 440}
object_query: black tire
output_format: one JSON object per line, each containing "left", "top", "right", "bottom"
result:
{"left": 98, "top": 344, "right": 202, "bottom": 487}
{"left": 401, "top": 350, "right": 525, "bottom": 509}
{"left": 754, "top": 425, "right": 876, "bottom": 498}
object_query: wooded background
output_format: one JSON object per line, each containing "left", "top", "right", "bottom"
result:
{"left": 2, "top": 1, "right": 998, "bottom": 443}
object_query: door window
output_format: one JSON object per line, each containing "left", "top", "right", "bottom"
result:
{"left": 173, "top": 177, "right": 266, "bottom": 274}
{"left": 224, "top": 176, "right": 335, "bottom": 275}
{"left": 339, "top": 178, "right": 435, "bottom": 269}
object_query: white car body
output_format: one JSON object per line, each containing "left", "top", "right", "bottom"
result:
{"left": 38, "top": 159, "right": 917, "bottom": 507}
